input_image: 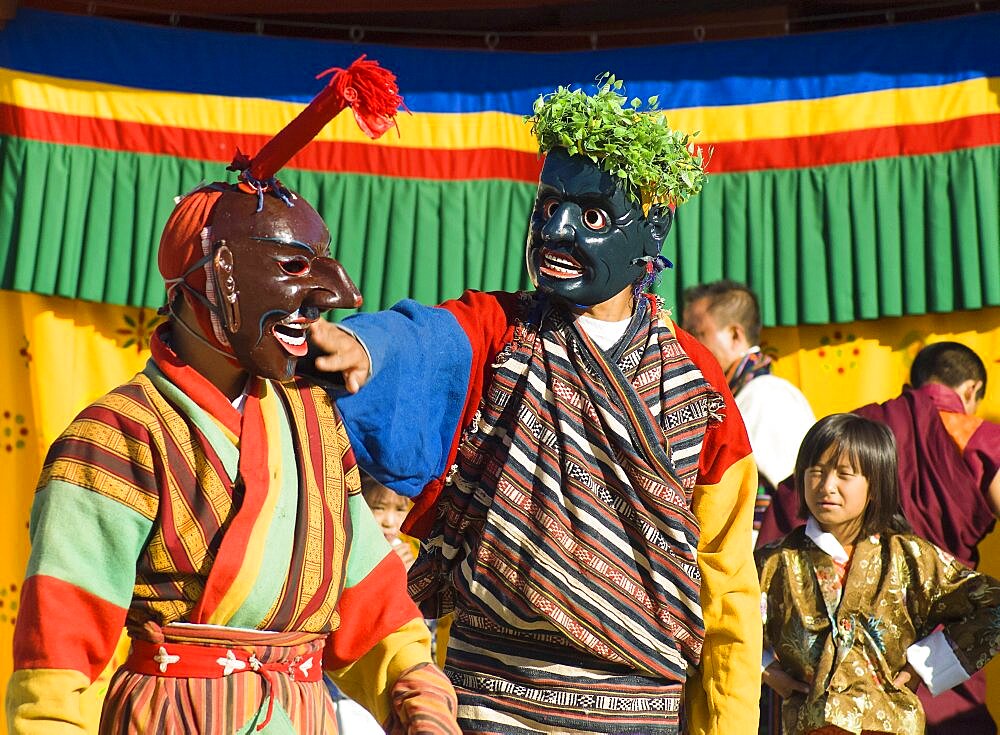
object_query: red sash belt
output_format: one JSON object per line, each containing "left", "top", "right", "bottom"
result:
{"left": 126, "top": 636, "right": 325, "bottom": 730}
{"left": 127, "top": 637, "right": 324, "bottom": 681}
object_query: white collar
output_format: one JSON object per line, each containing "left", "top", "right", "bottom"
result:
{"left": 230, "top": 378, "right": 252, "bottom": 414}
{"left": 575, "top": 313, "right": 632, "bottom": 351}
{"left": 805, "top": 517, "right": 851, "bottom": 565}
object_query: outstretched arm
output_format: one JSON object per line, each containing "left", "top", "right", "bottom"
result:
{"left": 307, "top": 300, "right": 474, "bottom": 507}
{"left": 309, "top": 292, "right": 517, "bottom": 536}
{"left": 309, "top": 320, "right": 372, "bottom": 394}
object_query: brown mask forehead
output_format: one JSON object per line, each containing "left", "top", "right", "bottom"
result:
{"left": 209, "top": 188, "right": 331, "bottom": 254}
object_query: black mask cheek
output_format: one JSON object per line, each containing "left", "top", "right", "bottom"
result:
{"left": 525, "top": 230, "right": 542, "bottom": 288}
{"left": 565, "top": 230, "right": 647, "bottom": 305}
{"left": 553, "top": 262, "right": 644, "bottom": 306}
{"left": 528, "top": 228, "right": 648, "bottom": 306}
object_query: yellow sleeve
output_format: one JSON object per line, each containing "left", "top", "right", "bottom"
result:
{"left": 6, "top": 630, "right": 135, "bottom": 734}
{"left": 684, "top": 453, "right": 763, "bottom": 735}
{"left": 5, "top": 669, "right": 91, "bottom": 735}
{"left": 434, "top": 613, "right": 454, "bottom": 670}
{"left": 328, "top": 617, "right": 433, "bottom": 726}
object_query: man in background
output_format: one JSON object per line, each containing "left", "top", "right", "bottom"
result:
{"left": 683, "top": 280, "right": 815, "bottom": 535}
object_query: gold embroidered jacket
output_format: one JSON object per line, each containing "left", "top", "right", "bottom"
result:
{"left": 756, "top": 527, "right": 1000, "bottom": 735}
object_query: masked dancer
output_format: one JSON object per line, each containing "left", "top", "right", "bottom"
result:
{"left": 312, "top": 76, "right": 761, "bottom": 735}
{"left": 6, "top": 57, "right": 460, "bottom": 735}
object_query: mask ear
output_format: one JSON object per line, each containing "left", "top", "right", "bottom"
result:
{"left": 212, "top": 243, "right": 241, "bottom": 333}
{"left": 645, "top": 204, "right": 673, "bottom": 254}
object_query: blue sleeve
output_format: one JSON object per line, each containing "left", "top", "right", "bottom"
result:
{"left": 334, "top": 299, "right": 473, "bottom": 498}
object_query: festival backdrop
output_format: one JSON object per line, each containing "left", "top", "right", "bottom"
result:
{"left": 1, "top": 8, "right": 999, "bottom": 732}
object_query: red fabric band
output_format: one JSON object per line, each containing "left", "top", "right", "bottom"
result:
{"left": 126, "top": 637, "right": 324, "bottom": 683}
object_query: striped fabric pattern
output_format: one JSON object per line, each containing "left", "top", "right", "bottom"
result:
{"left": 101, "top": 634, "right": 335, "bottom": 735}
{"left": 16, "top": 353, "right": 356, "bottom": 639}
{"left": 8, "top": 335, "right": 418, "bottom": 732}
{"left": 409, "top": 293, "right": 721, "bottom": 732}
{"left": 3, "top": 10, "right": 998, "bottom": 176}
{"left": 386, "top": 663, "right": 459, "bottom": 735}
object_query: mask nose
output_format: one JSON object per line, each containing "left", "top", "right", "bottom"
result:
{"left": 541, "top": 203, "right": 577, "bottom": 244}
{"left": 306, "top": 257, "right": 363, "bottom": 310}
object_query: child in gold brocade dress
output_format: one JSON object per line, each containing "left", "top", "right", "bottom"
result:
{"left": 756, "top": 413, "right": 1000, "bottom": 735}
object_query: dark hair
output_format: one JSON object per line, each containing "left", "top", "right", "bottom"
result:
{"left": 911, "top": 341, "right": 987, "bottom": 400}
{"left": 795, "top": 413, "right": 912, "bottom": 538}
{"left": 681, "top": 279, "right": 762, "bottom": 345}
{"left": 360, "top": 471, "right": 389, "bottom": 500}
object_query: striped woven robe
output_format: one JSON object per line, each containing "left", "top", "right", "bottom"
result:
{"left": 336, "top": 290, "right": 762, "bottom": 735}
{"left": 6, "top": 331, "right": 432, "bottom": 734}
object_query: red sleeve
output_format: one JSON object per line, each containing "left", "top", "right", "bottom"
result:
{"left": 324, "top": 552, "right": 422, "bottom": 670}
{"left": 672, "top": 322, "right": 754, "bottom": 483}
{"left": 437, "top": 289, "right": 521, "bottom": 440}
{"left": 14, "top": 575, "right": 128, "bottom": 680}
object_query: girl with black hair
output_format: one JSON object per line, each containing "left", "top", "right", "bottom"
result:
{"left": 756, "top": 413, "right": 1000, "bottom": 735}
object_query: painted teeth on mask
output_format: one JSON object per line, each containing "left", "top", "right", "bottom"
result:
{"left": 274, "top": 330, "right": 306, "bottom": 347}
{"left": 542, "top": 250, "right": 583, "bottom": 274}
{"left": 273, "top": 311, "right": 309, "bottom": 346}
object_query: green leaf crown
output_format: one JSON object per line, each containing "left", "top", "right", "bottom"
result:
{"left": 525, "top": 73, "right": 708, "bottom": 209}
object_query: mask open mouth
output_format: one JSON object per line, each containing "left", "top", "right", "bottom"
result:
{"left": 270, "top": 310, "right": 314, "bottom": 357}
{"left": 538, "top": 248, "right": 585, "bottom": 279}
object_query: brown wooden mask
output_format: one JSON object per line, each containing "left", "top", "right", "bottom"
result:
{"left": 205, "top": 188, "right": 362, "bottom": 381}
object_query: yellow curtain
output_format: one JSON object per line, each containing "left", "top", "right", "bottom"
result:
{"left": 0, "top": 290, "right": 155, "bottom": 733}
{"left": 1, "top": 289, "right": 999, "bottom": 733}
{"left": 767, "top": 306, "right": 1000, "bottom": 422}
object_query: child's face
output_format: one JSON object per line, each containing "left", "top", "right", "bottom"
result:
{"left": 803, "top": 445, "right": 869, "bottom": 546}
{"left": 365, "top": 485, "right": 411, "bottom": 543}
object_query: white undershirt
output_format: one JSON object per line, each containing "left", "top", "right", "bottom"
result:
{"left": 576, "top": 314, "right": 632, "bottom": 351}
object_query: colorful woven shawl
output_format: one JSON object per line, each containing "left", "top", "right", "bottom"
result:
{"left": 411, "top": 293, "right": 723, "bottom": 681}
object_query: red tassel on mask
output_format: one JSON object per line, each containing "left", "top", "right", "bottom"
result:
{"left": 242, "top": 55, "right": 405, "bottom": 183}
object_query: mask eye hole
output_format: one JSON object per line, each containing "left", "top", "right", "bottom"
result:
{"left": 582, "top": 208, "right": 608, "bottom": 230}
{"left": 279, "top": 256, "right": 311, "bottom": 276}
{"left": 541, "top": 197, "right": 561, "bottom": 219}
